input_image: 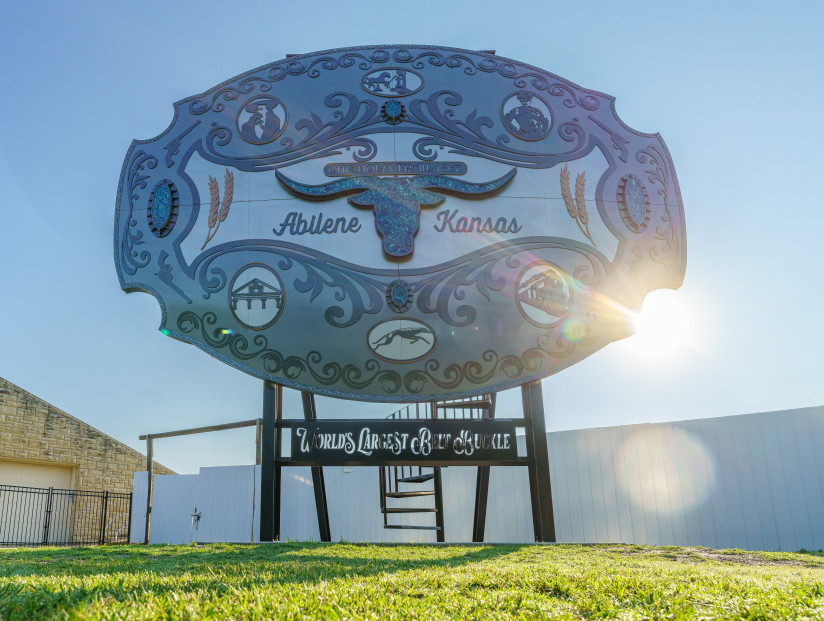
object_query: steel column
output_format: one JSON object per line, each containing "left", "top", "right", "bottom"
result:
{"left": 255, "top": 419, "right": 262, "bottom": 465}
{"left": 41, "top": 487, "right": 53, "bottom": 545}
{"left": 302, "top": 391, "right": 331, "bottom": 542}
{"left": 433, "top": 466, "right": 445, "bottom": 542}
{"left": 522, "top": 380, "right": 556, "bottom": 542}
{"left": 472, "top": 393, "right": 496, "bottom": 542}
{"left": 126, "top": 492, "right": 132, "bottom": 545}
{"left": 100, "top": 491, "right": 109, "bottom": 545}
{"left": 260, "top": 381, "right": 281, "bottom": 541}
{"left": 144, "top": 437, "right": 153, "bottom": 545}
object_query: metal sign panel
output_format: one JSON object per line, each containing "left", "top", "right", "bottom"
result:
{"left": 114, "top": 45, "right": 686, "bottom": 402}
{"left": 290, "top": 420, "right": 518, "bottom": 464}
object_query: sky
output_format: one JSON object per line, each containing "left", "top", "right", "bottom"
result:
{"left": 1, "top": 1, "right": 822, "bottom": 474}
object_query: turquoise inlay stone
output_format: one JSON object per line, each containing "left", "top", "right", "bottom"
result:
{"left": 152, "top": 183, "right": 172, "bottom": 229}
{"left": 385, "top": 101, "right": 402, "bottom": 117}
{"left": 625, "top": 177, "right": 646, "bottom": 226}
{"left": 391, "top": 282, "right": 408, "bottom": 307}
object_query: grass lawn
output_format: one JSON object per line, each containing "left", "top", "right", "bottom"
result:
{"left": 1, "top": 543, "right": 823, "bottom": 619}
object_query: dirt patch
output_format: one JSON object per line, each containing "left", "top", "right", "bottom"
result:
{"left": 606, "top": 545, "right": 823, "bottom": 568}
{"left": 673, "top": 548, "right": 824, "bottom": 568}
{"left": 683, "top": 550, "right": 803, "bottom": 566}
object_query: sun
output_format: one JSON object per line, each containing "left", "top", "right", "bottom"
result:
{"left": 629, "top": 289, "right": 694, "bottom": 360}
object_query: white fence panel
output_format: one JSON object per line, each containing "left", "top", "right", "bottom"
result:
{"left": 148, "top": 474, "right": 198, "bottom": 544}
{"left": 130, "top": 471, "right": 147, "bottom": 544}
{"left": 483, "top": 466, "right": 532, "bottom": 543}
{"left": 441, "top": 466, "right": 476, "bottom": 542}
{"left": 193, "top": 466, "right": 256, "bottom": 543}
{"left": 280, "top": 467, "right": 321, "bottom": 541}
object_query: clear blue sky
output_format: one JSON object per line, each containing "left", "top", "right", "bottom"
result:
{"left": 1, "top": 0, "right": 822, "bottom": 473}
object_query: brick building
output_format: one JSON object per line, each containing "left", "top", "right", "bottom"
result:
{"left": 0, "top": 376, "right": 173, "bottom": 493}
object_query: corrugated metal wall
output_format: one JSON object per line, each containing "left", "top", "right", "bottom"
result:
{"left": 547, "top": 406, "right": 824, "bottom": 550}
{"left": 133, "top": 406, "right": 824, "bottom": 551}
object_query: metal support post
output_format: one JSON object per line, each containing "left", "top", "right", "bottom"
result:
{"left": 126, "top": 492, "right": 133, "bottom": 545}
{"left": 522, "top": 380, "right": 556, "bottom": 542}
{"left": 302, "top": 391, "right": 331, "bottom": 541}
{"left": 433, "top": 466, "right": 445, "bottom": 542}
{"left": 255, "top": 419, "right": 262, "bottom": 465}
{"left": 100, "top": 490, "right": 109, "bottom": 545}
{"left": 145, "top": 436, "right": 153, "bottom": 545}
{"left": 260, "top": 381, "right": 280, "bottom": 541}
{"left": 472, "top": 393, "right": 496, "bottom": 542}
{"left": 42, "top": 487, "right": 54, "bottom": 545}
{"left": 429, "top": 399, "right": 446, "bottom": 542}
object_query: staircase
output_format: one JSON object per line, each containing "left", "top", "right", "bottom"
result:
{"left": 378, "top": 395, "right": 495, "bottom": 541}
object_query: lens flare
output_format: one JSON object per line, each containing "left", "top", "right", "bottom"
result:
{"left": 615, "top": 427, "right": 716, "bottom": 515}
{"left": 629, "top": 290, "right": 695, "bottom": 360}
{"left": 561, "top": 319, "right": 586, "bottom": 342}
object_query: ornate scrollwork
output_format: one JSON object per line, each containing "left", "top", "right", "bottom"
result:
{"left": 195, "top": 85, "right": 593, "bottom": 172}
{"left": 189, "top": 86, "right": 241, "bottom": 115}
{"left": 409, "top": 91, "right": 588, "bottom": 168}
{"left": 415, "top": 241, "right": 605, "bottom": 327}
{"left": 120, "top": 151, "right": 157, "bottom": 276}
{"left": 178, "top": 310, "right": 404, "bottom": 392}
{"left": 546, "top": 82, "right": 600, "bottom": 110}
{"left": 176, "top": 269, "right": 601, "bottom": 395}
{"left": 636, "top": 145, "right": 679, "bottom": 270}
{"left": 186, "top": 47, "right": 600, "bottom": 172}
{"left": 202, "top": 92, "right": 380, "bottom": 169}
{"left": 193, "top": 245, "right": 386, "bottom": 328}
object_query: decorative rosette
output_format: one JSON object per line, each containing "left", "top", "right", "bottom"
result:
{"left": 381, "top": 100, "right": 405, "bottom": 125}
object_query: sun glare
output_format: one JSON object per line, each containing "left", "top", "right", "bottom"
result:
{"left": 630, "top": 290, "right": 694, "bottom": 360}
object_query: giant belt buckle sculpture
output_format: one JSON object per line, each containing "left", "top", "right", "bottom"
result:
{"left": 116, "top": 46, "right": 685, "bottom": 541}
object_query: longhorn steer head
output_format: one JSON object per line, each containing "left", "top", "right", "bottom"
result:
{"left": 276, "top": 169, "right": 517, "bottom": 258}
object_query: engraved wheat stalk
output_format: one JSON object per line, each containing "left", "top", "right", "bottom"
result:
{"left": 201, "top": 168, "right": 234, "bottom": 250}
{"left": 560, "top": 165, "right": 596, "bottom": 247}
{"left": 574, "top": 171, "right": 595, "bottom": 245}
{"left": 219, "top": 169, "right": 232, "bottom": 222}
{"left": 561, "top": 165, "right": 576, "bottom": 220}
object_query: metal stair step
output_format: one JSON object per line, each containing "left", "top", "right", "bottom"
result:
{"left": 396, "top": 473, "right": 435, "bottom": 484}
{"left": 436, "top": 399, "right": 492, "bottom": 410}
{"left": 385, "top": 491, "right": 435, "bottom": 498}
{"left": 382, "top": 507, "right": 438, "bottom": 513}
{"left": 384, "top": 525, "right": 443, "bottom": 531}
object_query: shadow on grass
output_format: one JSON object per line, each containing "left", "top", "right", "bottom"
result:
{"left": 0, "top": 542, "right": 527, "bottom": 582}
{"left": 0, "top": 543, "right": 532, "bottom": 619}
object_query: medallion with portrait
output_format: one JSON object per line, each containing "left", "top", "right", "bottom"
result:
{"left": 236, "top": 95, "right": 287, "bottom": 145}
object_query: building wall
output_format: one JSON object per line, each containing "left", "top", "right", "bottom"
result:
{"left": 0, "top": 377, "right": 173, "bottom": 494}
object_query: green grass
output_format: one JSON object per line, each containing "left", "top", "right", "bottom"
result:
{"left": 1, "top": 543, "right": 823, "bottom": 619}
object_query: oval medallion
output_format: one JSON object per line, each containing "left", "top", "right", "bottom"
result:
{"left": 617, "top": 175, "right": 651, "bottom": 232}
{"left": 366, "top": 318, "right": 436, "bottom": 363}
{"left": 386, "top": 279, "right": 413, "bottom": 313}
{"left": 147, "top": 180, "right": 178, "bottom": 237}
{"left": 360, "top": 67, "right": 424, "bottom": 98}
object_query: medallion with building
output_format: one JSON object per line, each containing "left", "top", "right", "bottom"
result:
{"left": 229, "top": 265, "right": 284, "bottom": 330}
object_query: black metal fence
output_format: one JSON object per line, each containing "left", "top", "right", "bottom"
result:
{"left": 0, "top": 484, "right": 132, "bottom": 547}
